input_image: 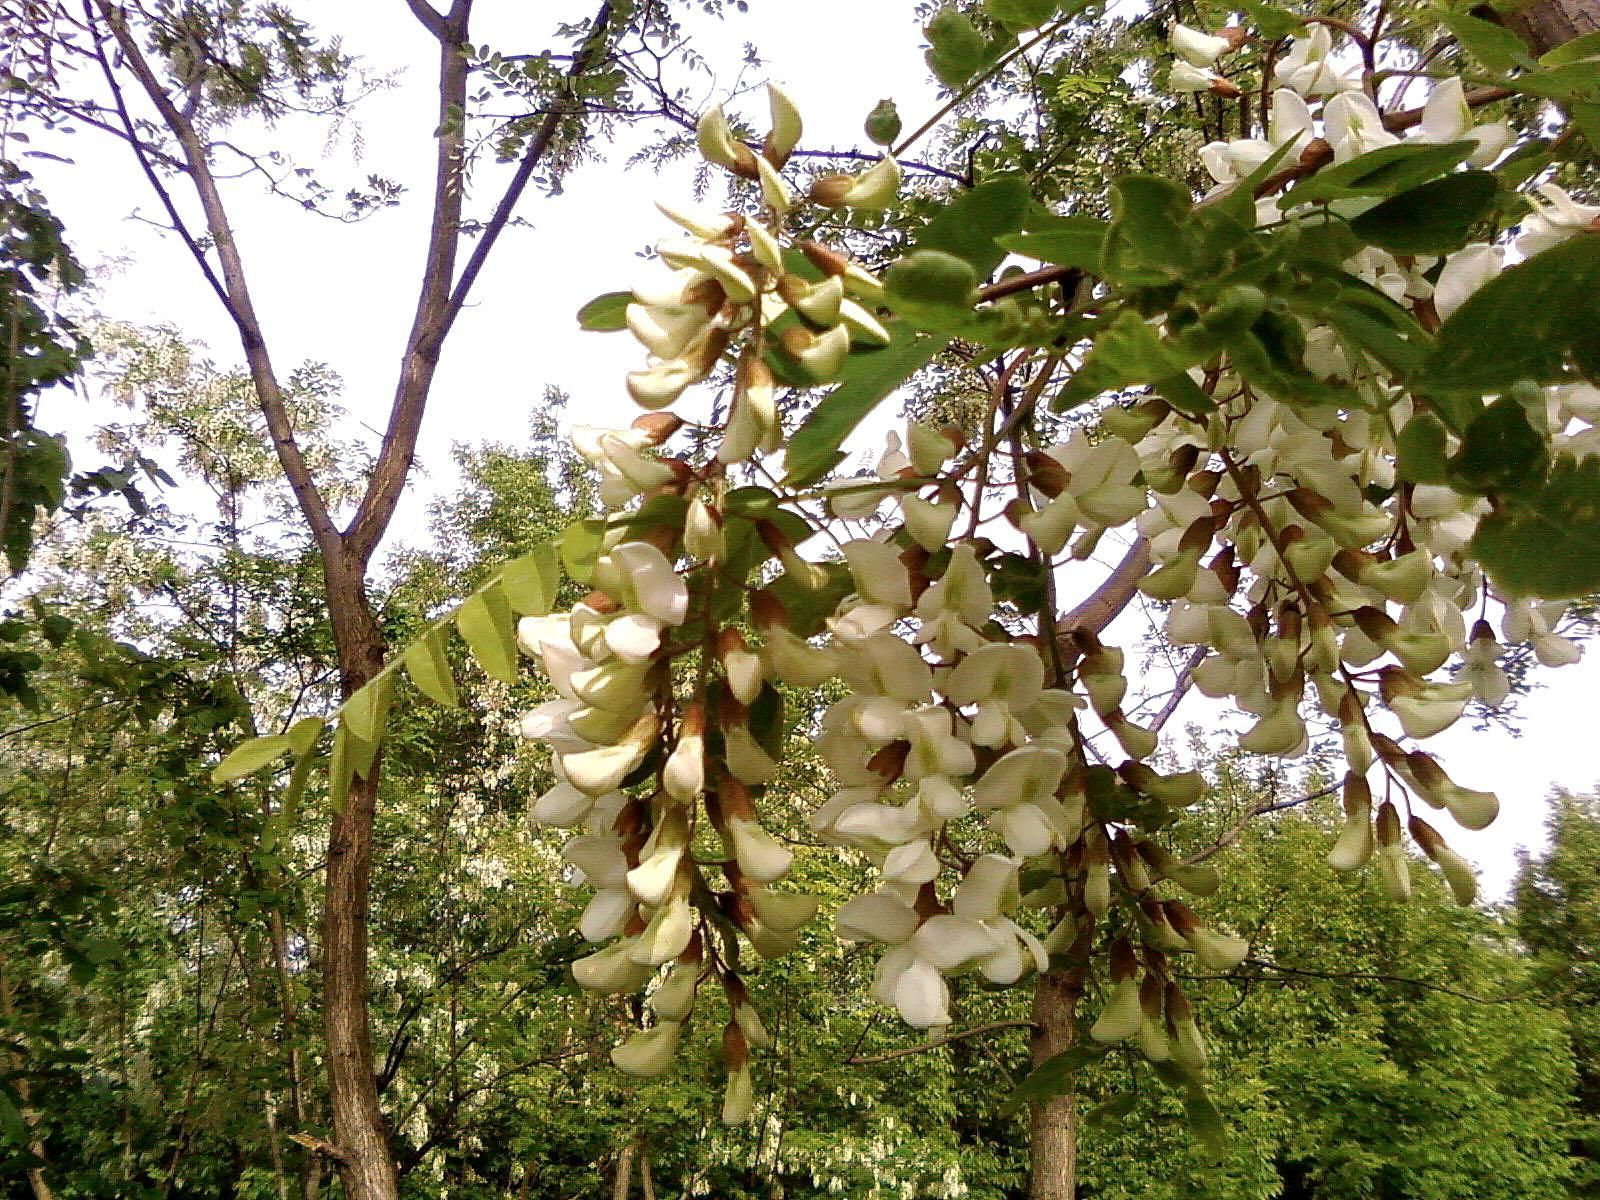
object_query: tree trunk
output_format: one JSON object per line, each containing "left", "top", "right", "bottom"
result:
{"left": 1505, "top": 0, "right": 1600, "bottom": 55}
{"left": 611, "top": 1137, "right": 638, "bottom": 1200}
{"left": 1028, "top": 967, "right": 1082, "bottom": 1200}
{"left": 322, "top": 561, "right": 399, "bottom": 1200}
{"left": 0, "top": 959, "right": 56, "bottom": 1200}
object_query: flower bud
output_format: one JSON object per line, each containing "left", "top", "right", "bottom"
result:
{"left": 696, "top": 105, "right": 758, "bottom": 178}
{"left": 1408, "top": 815, "right": 1477, "bottom": 905}
{"left": 808, "top": 156, "right": 902, "bottom": 209}
{"left": 684, "top": 495, "right": 724, "bottom": 563}
{"left": 1375, "top": 800, "right": 1411, "bottom": 901}
{"left": 1091, "top": 975, "right": 1144, "bottom": 1043}
{"left": 611, "top": 1021, "right": 682, "bottom": 1077}
{"left": 1328, "top": 772, "right": 1374, "bottom": 870}
{"left": 763, "top": 83, "right": 803, "bottom": 168}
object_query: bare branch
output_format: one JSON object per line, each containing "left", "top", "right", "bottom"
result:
{"left": 345, "top": 0, "right": 614, "bottom": 563}
{"left": 402, "top": 0, "right": 446, "bottom": 37}
{"left": 846, "top": 1019, "right": 1039, "bottom": 1065}
{"left": 88, "top": 0, "right": 339, "bottom": 552}
{"left": 1185, "top": 781, "right": 1341, "bottom": 867}
{"left": 1054, "top": 537, "right": 1152, "bottom": 643}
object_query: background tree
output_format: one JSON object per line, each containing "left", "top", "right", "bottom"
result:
{"left": 1516, "top": 788, "right": 1600, "bottom": 1197}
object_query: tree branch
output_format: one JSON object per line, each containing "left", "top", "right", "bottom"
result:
{"left": 89, "top": 0, "right": 340, "bottom": 553}
{"left": 1054, "top": 537, "right": 1152, "bottom": 644}
{"left": 846, "top": 1019, "right": 1038, "bottom": 1064}
{"left": 1185, "top": 781, "right": 1341, "bottom": 867}
{"left": 344, "top": 0, "right": 614, "bottom": 563}
{"left": 401, "top": 0, "right": 446, "bottom": 37}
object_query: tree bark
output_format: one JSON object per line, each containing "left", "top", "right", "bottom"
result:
{"left": 1505, "top": 0, "right": 1600, "bottom": 55}
{"left": 0, "top": 958, "right": 56, "bottom": 1200}
{"left": 1027, "top": 968, "right": 1082, "bottom": 1200}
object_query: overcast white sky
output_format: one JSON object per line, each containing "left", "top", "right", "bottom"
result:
{"left": 32, "top": 0, "right": 1599, "bottom": 896}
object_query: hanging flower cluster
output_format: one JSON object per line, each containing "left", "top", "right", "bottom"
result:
{"left": 511, "top": 15, "right": 1594, "bottom": 1112}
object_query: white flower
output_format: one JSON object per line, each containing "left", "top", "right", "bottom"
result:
{"left": 1515, "top": 184, "right": 1600, "bottom": 257}
{"left": 1168, "top": 61, "right": 1222, "bottom": 93}
{"left": 1272, "top": 27, "right": 1359, "bottom": 96}
{"left": 1412, "top": 77, "right": 1512, "bottom": 167}
{"left": 1433, "top": 244, "right": 1503, "bottom": 321}
{"left": 727, "top": 816, "right": 793, "bottom": 883}
{"left": 1323, "top": 93, "right": 1399, "bottom": 163}
{"left": 1171, "top": 22, "right": 1231, "bottom": 67}
{"left": 611, "top": 1021, "right": 682, "bottom": 1077}
{"left": 836, "top": 891, "right": 920, "bottom": 944}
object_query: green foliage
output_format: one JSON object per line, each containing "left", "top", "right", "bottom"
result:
{"left": 1471, "top": 454, "right": 1600, "bottom": 597}
{"left": 1347, "top": 171, "right": 1500, "bottom": 254}
{"left": 1420, "top": 235, "right": 1600, "bottom": 394}
{"left": 1, "top": 163, "right": 90, "bottom": 577}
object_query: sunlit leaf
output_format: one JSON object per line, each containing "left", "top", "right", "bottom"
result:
{"left": 456, "top": 585, "right": 518, "bottom": 686}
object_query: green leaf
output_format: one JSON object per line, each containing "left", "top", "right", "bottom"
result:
{"left": 1573, "top": 101, "right": 1600, "bottom": 150}
{"left": 1004, "top": 1045, "right": 1108, "bottom": 1113}
{"left": 765, "top": 562, "right": 854, "bottom": 637}
{"left": 1419, "top": 235, "right": 1600, "bottom": 393}
{"left": 1349, "top": 171, "right": 1498, "bottom": 255}
{"left": 1540, "top": 30, "right": 1600, "bottom": 68}
{"left": 985, "top": 0, "right": 1057, "bottom": 33}
{"left": 456, "top": 585, "right": 519, "bottom": 685}
{"left": 500, "top": 542, "right": 559, "bottom": 615}
{"left": 328, "top": 724, "right": 355, "bottom": 812}
{"left": 1448, "top": 393, "right": 1550, "bottom": 494}
{"left": 341, "top": 672, "right": 396, "bottom": 745}
{"left": 925, "top": 8, "right": 987, "bottom": 89}
{"left": 1395, "top": 413, "right": 1450, "bottom": 484}
{"left": 1089, "top": 309, "right": 1196, "bottom": 384}
{"left": 1182, "top": 1082, "right": 1230, "bottom": 1158}
{"left": 286, "top": 717, "right": 324, "bottom": 758}
{"left": 917, "top": 176, "right": 1031, "bottom": 273}
{"left": 1506, "top": 62, "right": 1600, "bottom": 101}
{"left": 212, "top": 734, "right": 293, "bottom": 784}
{"left": 1283, "top": 141, "right": 1477, "bottom": 208}
{"left": 784, "top": 327, "right": 940, "bottom": 486}
{"left": 1471, "top": 454, "right": 1600, "bottom": 597}
{"left": 404, "top": 628, "right": 459, "bottom": 708}
{"left": 577, "top": 290, "right": 631, "bottom": 332}
{"left": 1102, "top": 175, "right": 1194, "bottom": 281}
{"left": 1235, "top": 0, "right": 1300, "bottom": 40}
{"left": 884, "top": 249, "right": 983, "bottom": 334}
{"left": 561, "top": 518, "right": 607, "bottom": 584}
{"left": 1442, "top": 12, "right": 1536, "bottom": 73}
{"left": 997, "top": 215, "right": 1110, "bottom": 269}
{"left": 1083, "top": 1092, "right": 1140, "bottom": 1129}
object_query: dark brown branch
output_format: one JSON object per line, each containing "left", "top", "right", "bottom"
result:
{"left": 344, "top": 0, "right": 613, "bottom": 563}
{"left": 1185, "top": 781, "right": 1341, "bottom": 867}
{"left": 85, "top": 16, "right": 234, "bottom": 319}
{"left": 1054, "top": 538, "right": 1152, "bottom": 642}
{"left": 1146, "top": 646, "right": 1207, "bottom": 735}
{"left": 401, "top": 0, "right": 447, "bottom": 37}
{"left": 846, "top": 1019, "right": 1039, "bottom": 1064}
{"left": 1241, "top": 958, "right": 1524, "bottom": 1004}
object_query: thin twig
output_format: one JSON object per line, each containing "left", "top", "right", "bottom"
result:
{"left": 846, "top": 1019, "right": 1039, "bottom": 1064}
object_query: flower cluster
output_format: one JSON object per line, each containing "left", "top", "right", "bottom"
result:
{"left": 512, "top": 21, "right": 1594, "bottom": 1107}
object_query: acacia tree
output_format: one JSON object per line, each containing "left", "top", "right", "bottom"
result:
{"left": 9, "top": 1, "right": 1600, "bottom": 1197}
